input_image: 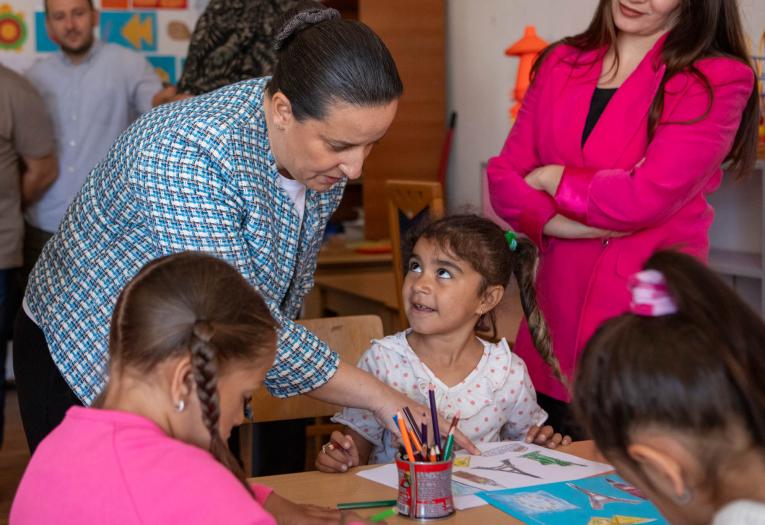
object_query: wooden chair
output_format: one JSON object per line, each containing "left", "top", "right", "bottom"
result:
{"left": 239, "top": 315, "right": 384, "bottom": 475}
{"left": 385, "top": 180, "right": 445, "bottom": 328}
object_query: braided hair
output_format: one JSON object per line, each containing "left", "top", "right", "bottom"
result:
{"left": 107, "top": 252, "right": 278, "bottom": 496}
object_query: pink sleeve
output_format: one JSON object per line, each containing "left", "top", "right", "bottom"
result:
{"left": 487, "top": 49, "right": 560, "bottom": 248}
{"left": 249, "top": 483, "right": 274, "bottom": 506}
{"left": 555, "top": 59, "right": 754, "bottom": 231}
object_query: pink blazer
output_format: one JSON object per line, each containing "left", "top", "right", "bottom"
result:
{"left": 488, "top": 35, "right": 754, "bottom": 401}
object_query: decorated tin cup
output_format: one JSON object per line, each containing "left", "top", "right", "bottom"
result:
{"left": 395, "top": 454, "right": 455, "bottom": 520}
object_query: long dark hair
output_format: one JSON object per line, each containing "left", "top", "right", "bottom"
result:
{"left": 266, "top": 1, "right": 403, "bottom": 121}
{"left": 405, "top": 214, "right": 567, "bottom": 387}
{"left": 106, "top": 252, "right": 278, "bottom": 496}
{"left": 574, "top": 250, "right": 765, "bottom": 497}
{"left": 533, "top": 0, "right": 759, "bottom": 178}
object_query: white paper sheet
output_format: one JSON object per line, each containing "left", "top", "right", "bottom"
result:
{"left": 356, "top": 441, "right": 614, "bottom": 510}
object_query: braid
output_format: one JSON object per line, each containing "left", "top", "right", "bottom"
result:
{"left": 513, "top": 239, "right": 569, "bottom": 390}
{"left": 190, "top": 320, "right": 254, "bottom": 497}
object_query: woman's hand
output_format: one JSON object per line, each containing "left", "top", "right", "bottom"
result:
{"left": 263, "top": 492, "right": 344, "bottom": 525}
{"left": 525, "top": 424, "right": 572, "bottom": 449}
{"left": 543, "top": 214, "right": 628, "bottom": 240}
{"left": 374, "top": 391, "right": 480, "bottom": 455}
{"left": 525, "top": 164, "right": 564, "bottom": 196}
{"left": 315, "top": 431, "right": 361, "bottom": 473}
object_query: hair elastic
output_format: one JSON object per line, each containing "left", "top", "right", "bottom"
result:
{"left": 628, "top": 269, "right": 678, "bottom": 317}
{"left": 504, "top": 231, "right": 518, "bottom": 252}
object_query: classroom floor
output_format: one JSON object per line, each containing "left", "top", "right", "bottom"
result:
{"left": 0, "top": 389, "right": 29, "bottom": 525}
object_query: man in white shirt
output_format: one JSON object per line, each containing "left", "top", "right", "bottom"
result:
{"left": 22, "top": 0, "right": 165, "bottom": 286}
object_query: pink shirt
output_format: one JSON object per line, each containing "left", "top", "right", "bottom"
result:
{"left": 11, "top": 406, "right": 276, "bottom": 525}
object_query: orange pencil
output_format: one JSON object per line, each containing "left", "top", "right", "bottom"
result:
{"left": 409, "top": 429, "right": 425, "bottom": 459}
{"left": 396, "top": 411, "right": 416, "bottom": 462}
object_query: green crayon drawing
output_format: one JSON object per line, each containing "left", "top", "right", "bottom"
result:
{"left": 521, "top": 451, "right": 587, "bottom": 467}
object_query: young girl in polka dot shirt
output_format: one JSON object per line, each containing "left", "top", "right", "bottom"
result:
{"left": 316, "top": 215, "right": 570, "bottom": 472}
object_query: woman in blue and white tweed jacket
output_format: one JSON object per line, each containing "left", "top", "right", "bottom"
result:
{"left": 15, "top": 3, "right": 476, "bottom": 458}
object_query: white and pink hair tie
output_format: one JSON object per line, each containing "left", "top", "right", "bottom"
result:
{"left": 628, "top": 269, "right": 678, "bottom": 317}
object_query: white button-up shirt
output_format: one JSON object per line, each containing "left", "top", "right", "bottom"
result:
{"left": 25, "top": 40, "right": 161, "bottom": 232}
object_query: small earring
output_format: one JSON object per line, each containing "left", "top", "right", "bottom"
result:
{"left": 175, "top": 399, "right": 185, "bottom": 413}
{"left": 673, "top": 487, "right": 692, "bottom": 505}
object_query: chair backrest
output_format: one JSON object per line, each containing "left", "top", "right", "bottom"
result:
{"left": 385, "top": 180, "right": 445, "bottom": 328}
{"left": 250, "top": 315, "right": 384, "bottom": 422}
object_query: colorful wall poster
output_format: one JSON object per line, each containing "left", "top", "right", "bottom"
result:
{"left": 34, "top": 11, "right": 57, "bottom": 52}
{"left": 147, "top": 54, "right": 175, "bottom": 83}
{"left": 133, "top": 0, "right": 187, "bottom": 9}
{"left": 0, "top": 4, "right": 27, "bottom": 50}
{"left": 478, "top": 473, "right": 668, "bottom": 525}
{"left": 100, "top": 11, "right": 157, "bottom": 51}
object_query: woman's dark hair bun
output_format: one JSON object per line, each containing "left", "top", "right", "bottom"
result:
{"left": 274, "top": 4, "right": 341, "bottom": 51}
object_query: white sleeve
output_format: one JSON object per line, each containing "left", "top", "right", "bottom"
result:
{"left": 500, "top": 356, "right": 548, "bottom": 440}
{"left": 331, "top": 345, "right": 389, "bottom": 447}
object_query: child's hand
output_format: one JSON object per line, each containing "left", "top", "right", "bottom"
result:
{"left": 525, "top": 425, "right": 572, "bottom": 449}
{"left": 315, "top": 431, "right": 360, "bottom": 473}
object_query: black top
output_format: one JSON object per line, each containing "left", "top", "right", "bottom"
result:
{"left": 582, "top": 87, "right": 618, "bottom": 147}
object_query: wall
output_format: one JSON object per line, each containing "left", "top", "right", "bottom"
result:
{"left": 445, "top": 0, "right": 765, "bottom": 211}
{"left": 0, "top": 0, "right": 204, "bottom": 77}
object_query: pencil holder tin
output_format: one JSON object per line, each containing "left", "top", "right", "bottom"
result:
{"left": 395, "top": 454, "right": 455, "bottom": 520}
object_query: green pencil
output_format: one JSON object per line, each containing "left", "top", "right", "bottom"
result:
{"left": 369, "top": 507, "right": 397, "bottom": 522}
{"left": 336, "top": 499, "right": 397, "bottom": 510}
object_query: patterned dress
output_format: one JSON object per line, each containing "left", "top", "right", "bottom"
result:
{"left": 332, "top": 331, "right": 548, "bottom": 464}
{"left": 177, "top": 0, "right": 304, "bottom": 95}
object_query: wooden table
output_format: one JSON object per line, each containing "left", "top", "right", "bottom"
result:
{"left": 252, "top": 441, "right": 606, "bottom": 524}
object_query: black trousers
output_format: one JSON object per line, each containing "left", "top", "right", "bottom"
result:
{"left": 13, "top": 308, "right": 82, "bottom": 453}
{"left": 536, "top": 392, "right": 587, "bottom": 441}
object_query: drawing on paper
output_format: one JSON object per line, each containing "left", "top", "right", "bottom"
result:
{"left": 453, "top": 456, "right": 471, "bottom": 467}
{"left": 521, "top": 450, "right": 587, "bottom": 467}
{"left": 482, "top": 443, "right": 528, "bottom": 456}
{"left": 605, "top": 477, "right": 648, "bottom": 500}
{"left": 495, "top": 490, "right": 579, "bottom": 514}
{"left": 587, "top": 516, "right": 656, "bottom": 525}
{"left": 567, "top": 482, "right": 640, "bottom": 510}
{"left": 475, "top": 459, "right": 541, "bottom": 479}
{"left": 453, "top": 471, "right": 504, "bottom": 487}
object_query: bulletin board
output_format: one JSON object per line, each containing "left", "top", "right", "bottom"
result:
{"left": 0, "top": 0, "right": 207, "bottom": 82}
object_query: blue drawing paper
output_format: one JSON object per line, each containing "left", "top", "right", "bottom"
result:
{"left": 477, "top": 474, "right": 668, "bottom": 525}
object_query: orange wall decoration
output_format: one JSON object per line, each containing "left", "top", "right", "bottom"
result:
{"left": 505, "top": 25, "right": 547, "bottom": 122}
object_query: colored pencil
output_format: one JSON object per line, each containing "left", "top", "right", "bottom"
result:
{"left": 428, "top": 384, "right": 441, "bottom": 448}
{"left": 396, "top": 411, "right": 416, "bottom": 462}
{"left": 402, "top": 406, "right": 422, "bottom": 442}
{"left": 442, "top": 433, "right": 455, "bottom": 461}
{"left": 370, "top": 507, "right": 397, "bottom": 522}
{"left": 336, "top": 499, "right": 397, "bottom": 510}
{"left": 421, "top": 421, "right": 428, "bottom": 446}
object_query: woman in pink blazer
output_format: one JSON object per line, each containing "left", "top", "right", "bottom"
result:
{"left": 488, "top": 0, "right": 759, "bottom": 434}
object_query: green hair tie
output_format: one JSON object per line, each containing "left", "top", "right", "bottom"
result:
{"left": 504, "top": 231, "right": 518, "bottom": 252}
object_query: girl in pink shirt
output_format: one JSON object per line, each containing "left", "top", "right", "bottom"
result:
{"left": 11, "top": 253, "right": 370, "bottom": 525}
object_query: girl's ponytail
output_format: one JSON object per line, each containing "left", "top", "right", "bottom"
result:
{"left": 511, "top": 237, "right": 568, "bottom": 389}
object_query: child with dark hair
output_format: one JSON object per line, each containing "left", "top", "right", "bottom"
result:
{"left": 316, "top": 214, "right": 570, "bottom": 472}
{"left": 11, "top": 253, "right": 371, "bottom": 525}
{"left": 574, "top": 250, "right": 765, "bottom": 525}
